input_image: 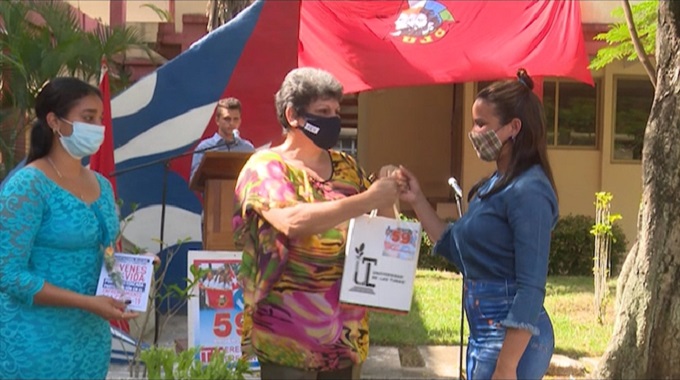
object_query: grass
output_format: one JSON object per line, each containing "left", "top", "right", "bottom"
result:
{"left": 369, "top": 270, "right": 616, "bottom": 359}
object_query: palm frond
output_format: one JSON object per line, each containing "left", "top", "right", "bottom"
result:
{"left": 0, "top": 0, "right": 152, "bottom": 172}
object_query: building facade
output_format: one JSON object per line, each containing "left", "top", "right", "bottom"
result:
{"left": 66, "top": 0, "right": 651, "bottom": 247}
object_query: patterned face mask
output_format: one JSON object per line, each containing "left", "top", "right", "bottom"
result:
{"left": 468, "top": 128, "right": 504, "bottom": 162}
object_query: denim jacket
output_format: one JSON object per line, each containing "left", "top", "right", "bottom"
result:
{"left": 434, "top": 165, "right": 558, "bottom": 335}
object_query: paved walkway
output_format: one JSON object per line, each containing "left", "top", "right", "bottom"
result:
{"left": 107, "top": 315, "right": 592, "bottom": 380}
{"left": 108, "top": 345, "right": 462, "bottom": 379}
{"left": 107, "top": 314, "right": 462, "bottom": 379}
{"left": 108, "top": 345, "right": 592, "bottom": 380}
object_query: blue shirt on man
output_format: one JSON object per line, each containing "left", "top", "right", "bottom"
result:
{"left": 434, "top": 164, "right": 558, "bottom": 335}
{"left": 190, "top": 132, "right": 255, "bottom": 181}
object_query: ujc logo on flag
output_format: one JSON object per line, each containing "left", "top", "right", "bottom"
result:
{"left": 390, "top": 0, "right": 455, "bottom": 43}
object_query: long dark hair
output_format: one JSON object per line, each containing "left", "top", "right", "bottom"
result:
{"left": 26, "top": 78, "right": 101, "bottom": 163}
{"left": 468, "top": 69, "right": 557, "bottom": 201}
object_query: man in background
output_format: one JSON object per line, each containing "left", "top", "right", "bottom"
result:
{"left": 190, "top": 97, "right": 255, "bottom": 182}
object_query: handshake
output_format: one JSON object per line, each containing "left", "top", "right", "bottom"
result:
{"left": 363, "top": 165, "right": 424, "bottom": 212}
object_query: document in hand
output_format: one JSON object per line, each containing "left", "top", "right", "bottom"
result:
{"left": 96, "top": 253, "right": 154, "bottom": 312}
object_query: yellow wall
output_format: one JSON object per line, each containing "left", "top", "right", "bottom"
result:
{"left": 460, "top": 83, "right": 494, "bottom": 207}
{"left": 126, "top": 0, "right": 170, "bottom": 23}
{"left": 66, "top": 0, "right": 109, "bottom": 23}
{"left": 66, "top": 0, "right": 171, "bottom": 24}
{"left": 126, "top": 22, "right": 160, "bottom": 43}
{"left": 357, "top": 85, "right": 454, "bottom": 206}
{"left": 174, "top": 0, "right": 209, "bottom": 32}
{"left": 580, "top": 0, "right": 646, "bottom": 24}
{"left": 599, "top": 60, "right": 647, "bottom": 245}
{"left": 547, "top": 150, "right": 602, "bottom": 217}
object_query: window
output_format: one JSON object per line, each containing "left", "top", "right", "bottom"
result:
{"left": 613, "top": 78, "right": 654, "bottom": 161}
{"left": 335, "top": 94, "right": 359, "bottom": 158}
{"left": 336, "top": 129, "right": 358, "bottom": 158}
{"left": 476, "top": 79, "right": 600, "bottom": 148}
{"left": 544, "top": 80, "right": 600, "bottom": 147}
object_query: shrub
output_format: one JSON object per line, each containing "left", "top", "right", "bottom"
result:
{"left": 549, "top": 214, "right": 628, "bottom": 276}
{"left": 141, "top": 346, "right": 251, "bottom": 380}
{"left": 402, "top": 213, "right": 629, "bottom": 276}
{"left": 400, "top": 212, "right": 630, "bottom": 276}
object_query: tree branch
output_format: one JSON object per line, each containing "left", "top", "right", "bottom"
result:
{"left": 622, "top": 0, "right": 657, "bottom": 87}
{"left": 206, "top": 0, "right": 220, "bottom": 32}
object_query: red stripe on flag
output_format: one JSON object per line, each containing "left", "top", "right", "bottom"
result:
{"left": 299, "top": 1, "right": 593, "bottom": 93}
{"left": 169, "top": 1, "right": 300, "bottom": 182}
{"left": 90, "top": 58, "right": 118, "bottom": 197}
{"left": 91, "top": 59, "right": 129, "bottom": 333}
{"left": 533, "top": 77, "right": 544, "bottom": 101}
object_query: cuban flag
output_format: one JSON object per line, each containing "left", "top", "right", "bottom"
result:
{"left": 110, "top": 0, "right": 299, "bottom": 293}
{"left": 227, "top": 265, "right": 244, "bottom": 311}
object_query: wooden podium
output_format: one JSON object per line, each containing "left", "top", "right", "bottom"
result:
{"left": 189, "top": 151, "right": 252, "bottom": 251}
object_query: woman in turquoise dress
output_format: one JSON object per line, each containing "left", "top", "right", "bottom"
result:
{"left": 0, "top": 77, "right": 138, "bottom": 379}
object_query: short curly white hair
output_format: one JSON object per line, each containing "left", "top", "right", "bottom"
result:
{"left": 275, "top": 67, "right": 343, "bottom": 129}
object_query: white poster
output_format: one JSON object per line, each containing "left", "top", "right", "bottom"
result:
{"left": 96, "top": 253, "right": 154, "bottom": 312}
{"left": 187, "top": 250, "right": 258, "bottom": 369}
{"left": 340, "top": 215, "right": 422, "bottom": 313}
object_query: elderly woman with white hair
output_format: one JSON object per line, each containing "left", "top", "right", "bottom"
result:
{"left": 233, "top": 67, "right": 400, "bottom": 380}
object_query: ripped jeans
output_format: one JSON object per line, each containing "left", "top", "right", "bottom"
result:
{"left": 464, "top": 279, "right": 554, "bottom": 380}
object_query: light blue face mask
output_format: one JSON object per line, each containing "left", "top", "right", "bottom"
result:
{"left": 58, "top": 119, "right": 105, "bottom": 159}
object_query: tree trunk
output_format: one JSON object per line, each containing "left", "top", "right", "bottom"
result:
{"left": 596, "top": 1, "right": 680, "bottom": 378}
{"left": 206, "top": 0, "right": 253, "bottom": 32}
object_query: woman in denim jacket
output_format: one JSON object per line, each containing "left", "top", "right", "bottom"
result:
{"left": 398, "top": 69, "right": 558, "bottom": 380}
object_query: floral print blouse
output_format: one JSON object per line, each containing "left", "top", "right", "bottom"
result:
{"left": 233, "top": 150, "right": 372, "bottom": 371}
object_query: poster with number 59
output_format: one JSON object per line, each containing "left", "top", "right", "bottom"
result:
{"left": 187, "top": 251, "right": 259, "bottom": 370}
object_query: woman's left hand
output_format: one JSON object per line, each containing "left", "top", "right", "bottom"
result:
{"left": 395, "top": 166, "right": 423, "bottom": 204}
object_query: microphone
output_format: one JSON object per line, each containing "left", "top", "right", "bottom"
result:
{"left": 448, "top": 177, "right": 462, "bottom": 200}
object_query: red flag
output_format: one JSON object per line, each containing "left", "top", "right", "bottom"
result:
{"left": 533, "top": 77, "right": 544, "bottom": 101}
{"left": 299, "top": 1, "right": 593, "bottom": 93}
{"left": 91, "top": 59, "right": 129, "bottom": 333}
{"left": 90, "top": 58, "right": 118, "bottom": 196}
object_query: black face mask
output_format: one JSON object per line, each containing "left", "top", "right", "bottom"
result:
{"left": 300, "top": 113, "right": 342, "bottom": 150}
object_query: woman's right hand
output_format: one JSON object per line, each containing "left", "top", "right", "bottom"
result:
{"left": 86, "top": 295, "right": 139, "bottom": 321}
{"left": 396, "top": 166, "right": 425, "bottom": 204}
{"left": 365, "top": 177, "right": 400, "bottom": 209}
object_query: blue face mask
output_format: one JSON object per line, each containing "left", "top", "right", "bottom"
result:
{"left": 58, "top": 119, "right": 105, "bottom": 159}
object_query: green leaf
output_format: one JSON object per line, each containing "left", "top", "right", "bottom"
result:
{"left": 0, "top": 1, "right": 146, "bottom": 174}
{"left": 589, "top": 0, "right": 659, "bottom": 70}
{"left": 140, "top": 3, "right": 173, "bottom": 22}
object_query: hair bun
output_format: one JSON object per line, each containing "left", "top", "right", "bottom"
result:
{"left": 516, "top": 68, "right": 534, "bottom": 90}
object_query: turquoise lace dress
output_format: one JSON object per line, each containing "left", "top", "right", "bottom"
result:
{"left": 0, "top": 167, "right": 119, "bottom": 380}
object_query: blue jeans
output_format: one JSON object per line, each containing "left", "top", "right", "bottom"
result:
{"left": 464, "top": 279, "right": 554, "bottom": 380}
